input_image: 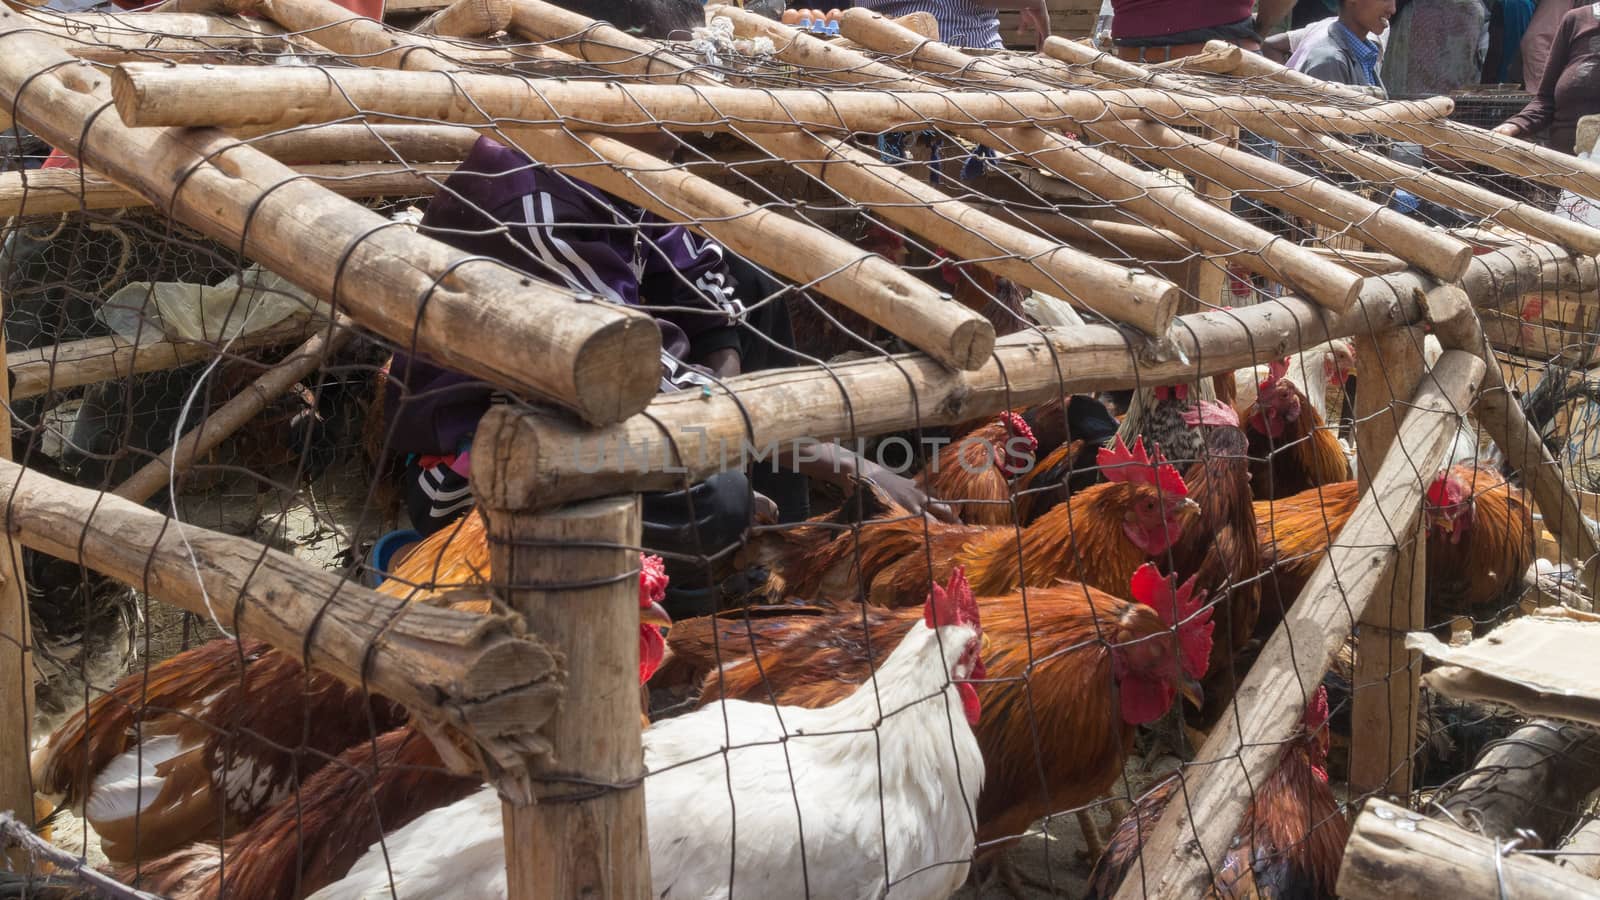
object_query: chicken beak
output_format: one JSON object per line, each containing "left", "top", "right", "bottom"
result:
{"left": 1432, "top": 515, "right": 1454, "bottom": 538}
{"left": 639, "top": 601, "right": 673, "bottom": 630}
{"left": 1180, "top": 498, "right": 1201, "bottom": 517}
{"left": 1179, "top": 676, "right": 1204, "bottom": 711}
{"left": 980, "top": 631, "right": 993, "bottom": 656}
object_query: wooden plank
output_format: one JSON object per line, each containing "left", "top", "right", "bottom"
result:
{"left": 485, "top": 496, "right": 649, "bottom": 900}
{"left": 1349, "top": 325, "right": 1427, "bottom": 797}
{"left": 1110, "top": 350, "right": 1486, "bottom": 900}
{"left": 1339, "top": 798, "right": 1600, "bottom": 900}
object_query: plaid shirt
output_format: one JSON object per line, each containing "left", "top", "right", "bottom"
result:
{"left": 1333, "top": 20, "right": 1382, "bottom": 87}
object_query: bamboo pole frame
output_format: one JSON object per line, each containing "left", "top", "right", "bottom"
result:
{"left": 0, "top": 6, "right": 665, "bottom": 426}
{"left": 1349, "top": 324, "right": 1427, "bottom": 797}
{"left": 720, "top": 6, "right": 1362, "bottom": 312}
{"left": 411, "top": 0, "right": 509, "bottom": 38}
{"left": 0, "top": 162, "right": 446, "bottom": 217}
{"left": 1108, "top": 349, "right": 1486, "bottom": 900}
{"left": 471, "top": 269, "right": 1453, "bottom": 512}
{"left": 830, "top": 12, "right": 1469, "bottom": 284}
{"left": 483, "top": 495, "right": 650, "bottom": 899}
{"left": 0, "top": 455, "right": 565, "bottom": 796}
{"left": 112, "top": 316, "right": 354, "bottom": 504}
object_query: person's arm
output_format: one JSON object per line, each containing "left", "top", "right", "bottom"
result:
{"left": 639, "top": 224, "right": 744, "bottom": 376}
{"left": 1255, "top": 0, "right": 1296, "bottom": 35}
{"left": 973, "top": 0, "right": 1050, "bottom": 48}
{"left": 1497, "top": 11, "right": 1574, "bottom": 137}
{"left": 779, "top": 441, "right": 959, "bottom": 523}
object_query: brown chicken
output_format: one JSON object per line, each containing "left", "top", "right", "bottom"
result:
{"left": 1425, "top": 464, "right": 1535, "bottom": 629}
{"left": 31, "top": 512, "right": 664, "bottom": 866}
{"left": 1255, "top": 480, "right": 1361, "bottom": 642}
{"left": 1245, "top": 359, "right": 1351, "bottom": 501}
{"left": 916, "top": 411, "right": 1037, "bottom": 525}
{"left": 762, "top": 437, "right": 1198, "bottom": 607}
{"left": 1166, "top": 418, "right": 1260, "bottom": 724}
{"left": 667, "top": 564, "right": 1214, "bottom": 869}
{"left": 1084, "top": 685, "right": 1348, "bottom": 899}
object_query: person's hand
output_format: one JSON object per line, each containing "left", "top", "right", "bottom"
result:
{"left": 1492, "top": 122, "right": 1523, "bottom": 138}
{"left": 1020, "top": 0, "right": 1049, "bottom": 51}
{"left": 700, "top": 347, "right": 742, "bottom": 378}
{"left": 869, "top": 470, "right": 959, "bottom": 524}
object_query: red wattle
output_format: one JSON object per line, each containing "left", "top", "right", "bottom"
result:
{"left": 958, "top": 682, "right": 981, "bottom": 726}
{"left": 638, "top": 628, "right": 666, "bottom": 685}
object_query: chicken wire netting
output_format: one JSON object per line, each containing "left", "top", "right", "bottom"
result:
{"left": 0, "top": 2, "right": 1596, "bottom": 899}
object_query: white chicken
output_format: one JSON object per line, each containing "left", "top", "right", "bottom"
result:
{"left": 310, "top": 569, "right": 988, "bottom": 900}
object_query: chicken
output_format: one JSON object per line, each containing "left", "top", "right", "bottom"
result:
{"left": 916, "top": 411, "right": 1037, "bottom": 525}
{"left": 1009, "top": 395, "right": 1121, "bottom": 525}
{"left": 767, "top": 436, "right": 1198, "bottom": 607}
{"left": 1232, "top": 339, "right": 1355, "bottom": 423}
{"left": 1084, "top": 685, "right": 1348, "bottom": 899}
{"left": 1425, "top": 465, "right": 1535, "bottom": 630}
{"left": 1165, "top": 420, "right": 1259, "bottom": 725}
{"left": 311, "top": 569, "right": 988, "bottom": 900}
{"left": 30, "top": 636, "right": 410, "bottom": 864}
{"left": 666, "top": 563, "right": 1213, "bottom": 871}
{"left": 30, "top": 508, "right": 659, "bottom": 866}
{"left": 110, "top": 555, "right": 673, "bottom": 899}
{"left": 1244, "top": 358, "right": 1351, "bottom": 501}
{"left": 1255, "top": 480, "right": 1361, "bottom": 642}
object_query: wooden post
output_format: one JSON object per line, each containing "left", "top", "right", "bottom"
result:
{"left": 0, "top": 286, "right": 34, "bottom": 859}
{"left": 1110, "top": 350, "right": 1486, "bottom": 900}
{"left": 1349, "top": 325, "right": 1427, "bottom": 797}
{"left": 1339, "top": 798, "right": 1600, "bottom": 900}
{"left": 481, "top": 495, "right": 650, "bottom": 899}
{"left": 112, "top": 318, "right": 354, "bottom": 504}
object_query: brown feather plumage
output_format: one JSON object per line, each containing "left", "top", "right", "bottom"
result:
{"left": 1245, "top": 380, "right": 1350, "bottom": 501}
{"left": 1254, "top": 480, "right": 1361, "bottom": 642}
{"left": 1426, "top": 465, "right": 1535, "bottom": 628}
{"left": 915, "top": 418, "right": 1023, "bottom": 526}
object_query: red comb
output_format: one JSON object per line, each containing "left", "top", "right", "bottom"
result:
{"left": 639, "top": 553, "right": 668, "bottom": 608}
{"left": 1426, "top": 470, "right": 1463, "bottom": 507}
{"left": 1000, "top": 411, "right": 1037, "bottom": 451}
{"left": 1096, "top": 436, "right": 1189, "bottom": 498}
{"left": 925, "top": 566, "right": 981, "bottom": 633}
{"left": 1304, "top": 684, "right": 1330, "bottom": 731}
{"left": 1181, "top": 400, "right": 1240, "bottom": 429}
{"left": 1130, "top": 563, "right": 1213, "bottom": 681}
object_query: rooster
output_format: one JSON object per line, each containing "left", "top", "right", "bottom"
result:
{"left": 1425, "top": 465, "right": 1535, "bottom": 631}
{"left": 664, "top": 564, "right": 1213, "bottom": 888}
{"left": 762, "top": 436, "right": 1198, "bottom": 608}
{"left": 98, "top": 555, "right": 673, "bottom": 899}
{"left": 1084, "top": 685, "right": 1348, "bottom": 899}
{"left": 1255, "top": 480, "right": 1362, "bottom": 642}
{"left": 916, "top": 411, "right": 1037, "bottom": 525}
{"left": 310, "top": 569, "right": 988, "bottom": 900}
{"left": 1244, "top": 359, "right": 1351, "bottom": 501}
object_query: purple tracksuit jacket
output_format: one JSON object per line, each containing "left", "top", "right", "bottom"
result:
{"left": 385, "top": 137, "right": 743, "bottom": 457}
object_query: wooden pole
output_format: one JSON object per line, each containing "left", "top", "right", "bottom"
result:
{"left": 0, "top": 455, "right": 564, "bottom": 793}
{"left": 1339, "top": 798, "right": 1600, "bottom": 900}
{"left": 832, "top": 10, "right": 1468, "bottom": 286}
{"left": 0, "top": 163, "right": 447, "bottom": 217}
{"left": 1110, "top": 350, "right": 1487, "bottom": 900}
{"left": 474, "top": 270, "right": 1447, "bottom": 511}
{"left": 5, "top": 8, "right": 292, "bottom": 59}
{"left": 1349, "top": 324, "right": 1428, "bottom": 797}
{"left": 412, "top": 0, "right": 510, "bottom": 38}
{"left": 240, "top": 123, "right": 478, "bottom": 164}
{"left": 0, "top": 286, "right": 34, "bottom": 862}
{"left": 1214, "top": 43, "right": 1600, "bottom": 202}
{"left": 1435, "top": 720, "right": 1600, "bottom": 847}
{"left": 729, "top": 7, "right": 1363, "bottom": 312}
{"left": 1557, "top": 818, "right": 1600, "bottom": 879}
{"left": 480, "top": 495, "right": 649, "bottom": 899}
{"left": 0, "top": 8, "right": 664, "bottom": 426}
{"left": 8, "top": 316, "right": 324, "bottom": 401}
{"left": 112, "top": 317, "right": 354, "bottom": 504}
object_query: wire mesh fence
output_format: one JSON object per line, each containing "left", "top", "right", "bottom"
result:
{"left": 0, "top": 2, "right": 1595, "bottom": 899}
